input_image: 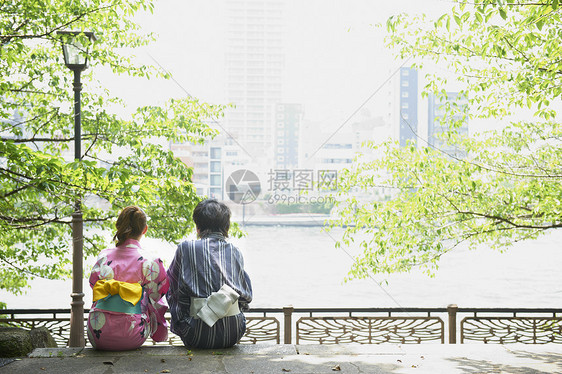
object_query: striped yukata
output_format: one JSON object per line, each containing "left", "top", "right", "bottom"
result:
{"left": 166, "top": 232, "right": 253, "bottom": 349}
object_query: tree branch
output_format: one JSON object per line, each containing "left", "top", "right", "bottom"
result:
{"left": 455, "top": 209, "right": 561, "bottom": 229}
{"left": 0, "top": 256, "right": 52, "bottom": 280}
{"left": 0, "top": 108, "right": 60, "bottom": 133}
{"left": 0, "top": 213, "right": 115, "bottom": 230}
{"left": 0, "top": 3, "right": 117, "bottom": 43}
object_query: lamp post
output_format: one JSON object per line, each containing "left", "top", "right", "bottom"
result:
{"left": 58, "top": 30, "right": 96, "bottom": 348}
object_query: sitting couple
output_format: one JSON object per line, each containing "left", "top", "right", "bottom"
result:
{"left": 87, "top": 199, "right": 252, "bottom": 350}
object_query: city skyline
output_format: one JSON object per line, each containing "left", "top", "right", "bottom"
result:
{"left": 100, "top": 0, "right": 450, "bottom": 133}
{"left": 92, "top": 1, "right": 474, "bottom": 199}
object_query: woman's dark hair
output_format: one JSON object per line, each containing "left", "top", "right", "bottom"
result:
{"left": 113, "top": 206, "right": 147, "bottom": 247}
{"left": 193, "top": 199, "right": 231, "bottom": 238}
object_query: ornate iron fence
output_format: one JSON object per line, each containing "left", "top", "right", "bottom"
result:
{"left": 2, "top": 305, "right": 561, "bottom": 346}
{"left": 287, "top": 307, "right": 446, "bottom": 344}
{"left": 458, "top": 308, "right": 562, "bottom": 344}
{"left": 296, "top": 317, "right": 444, "bottom": 344}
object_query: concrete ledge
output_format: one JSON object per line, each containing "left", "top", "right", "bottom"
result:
{"left": 29, "top": 348, "right": 84, "bottom": 358}
{"left": 296, "top": 344, "right": 405, "bottom": 356}
{"left": 8, "top": 344, "right": 562, "bottom": 374}
{"left": 30, "top": 343, "right": 297, "bottom": 358}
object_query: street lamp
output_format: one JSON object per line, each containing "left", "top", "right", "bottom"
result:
{"left": 58, "top": 30, "right": 96, "bottom": 348}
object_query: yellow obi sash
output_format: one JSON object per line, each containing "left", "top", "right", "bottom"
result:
{"left": 93, "top": 280, "right": 143, "bottom": 314}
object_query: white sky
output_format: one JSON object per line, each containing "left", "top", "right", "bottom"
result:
{"left": 100, "top": 0, "right": 452, "bottom": 128}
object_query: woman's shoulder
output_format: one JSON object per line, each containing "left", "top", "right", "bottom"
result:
{"left": 93, "top": 247, "right": 115, "bottom": 262}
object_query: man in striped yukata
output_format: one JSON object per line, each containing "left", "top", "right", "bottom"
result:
{"left": 166, "top": 199, "right": 253, "bottom": 349}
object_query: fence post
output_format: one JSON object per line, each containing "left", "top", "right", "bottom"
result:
{"left": 283, "top": 306, "right": 294, "bottom": 344}
{"left": 447, "top": 304, "right": 458, "bottom": 344}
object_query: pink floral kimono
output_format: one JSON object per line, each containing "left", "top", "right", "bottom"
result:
{"left": 87, "top": 239, "right": 169, "bottom": 350}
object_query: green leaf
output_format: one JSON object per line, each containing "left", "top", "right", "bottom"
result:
{"left": 536, "top": 20, "right": 544, "bottom": 30}
{"left": 453, "top": 14, "right": 461, "bottom": 26}
{"left": 475, "top": 12, "right": 483, "bottom": 23}
{"left": 499, "top": 8, "right": 507, "bottom": 20}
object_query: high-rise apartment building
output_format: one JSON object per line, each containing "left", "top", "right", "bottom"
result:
{"left": 398, "top": 67, "right": 418, "bottom": 147}
{"left": 168, "top": 1, "right": 287, "bottom": 200}
{"left": 169, "top": 141, "right": 210, "bottom": 196}
{"left": 274, "top": 103, "right": 303, "bottom": 169}
{"left": 224, "top": 0, "right": 285, "bottom": 167}
{"left": 169, "top": 133, "right": 226, "bottom": 199}
{"left": 385, "top": 66, "right": 419, "bottom": 147}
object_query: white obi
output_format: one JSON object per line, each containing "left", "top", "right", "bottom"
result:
{"left": 190, "top": 284, "right": 241, "bottom": 327}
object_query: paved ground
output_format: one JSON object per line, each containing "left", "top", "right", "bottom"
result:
{"left": 1, "top": 344, "right": 562, "bottom": 374}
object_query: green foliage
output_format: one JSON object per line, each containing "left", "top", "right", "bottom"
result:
{"left": 0, "top": 1, "right": 222, "bottom": 294}
{"left": 332, "top": 1, "right": 562, "bottom": 279}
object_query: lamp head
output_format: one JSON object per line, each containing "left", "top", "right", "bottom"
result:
{"left": 57, "top": 31, "right": 96, "bottom": 71}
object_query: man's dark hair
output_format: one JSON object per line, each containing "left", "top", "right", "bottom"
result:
{"left": 193, "top": 199, "right": 231, "bottom": 238}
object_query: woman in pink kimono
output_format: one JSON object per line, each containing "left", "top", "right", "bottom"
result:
{"left": 86, "top": 206, "right": 169, "bottom": 350}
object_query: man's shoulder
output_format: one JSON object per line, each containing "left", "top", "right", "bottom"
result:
{"left": 177, "top": 238, "right": 220, "bottom": 249}
{"left": 177, "top": 239, "right": 199, "bottom": 248}
{"left": 177, "top": 237, "right": 239, "bottom": 250}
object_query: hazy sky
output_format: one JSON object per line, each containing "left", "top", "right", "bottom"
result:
{"left": 102, "top": 0, "right": 452, "bottom": 129}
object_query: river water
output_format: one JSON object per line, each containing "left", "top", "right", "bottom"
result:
{"left": 1, "top": 225, "right": 561, "bottom": 309}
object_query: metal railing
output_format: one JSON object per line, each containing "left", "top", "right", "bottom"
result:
{"left": 456, "top": 307, "right": 562, "bottom": 344}
{"left": 285, "top": 306, "right": 446, "bottom": 344}
{"left": 2, "top": 305, "right": 561, "bottom": 346}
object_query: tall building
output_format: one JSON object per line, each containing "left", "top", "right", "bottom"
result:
{"left": 398, "top": 67, "right": 418, "bottom": 147}
{"left": 274, "top": 103, "right": 303, "bottom": 169}
{"left": 169, "top": 135, "right": 226, "bottom": 199}
{"left": 208, "top": 145, "right": 223, "bottom": 199}
{"left": 170, "top": 141, "right": 210, "bottom": 196}
{"left": 385, "top": 66, "right": 419, "bottom": 147}
{"left": 428, "top": 92, "right": 469, "bottom": 158}
{"left": 224, "top": 0, "right": 286, "bottom": 167}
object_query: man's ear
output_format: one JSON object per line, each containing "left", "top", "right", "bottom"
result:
{"left": 142, "top": 225, "right": 148, "bottom": 235}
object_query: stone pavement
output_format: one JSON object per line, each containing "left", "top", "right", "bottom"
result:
{"left": 1, "top": 343, "right": 562, "bottom": 374}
